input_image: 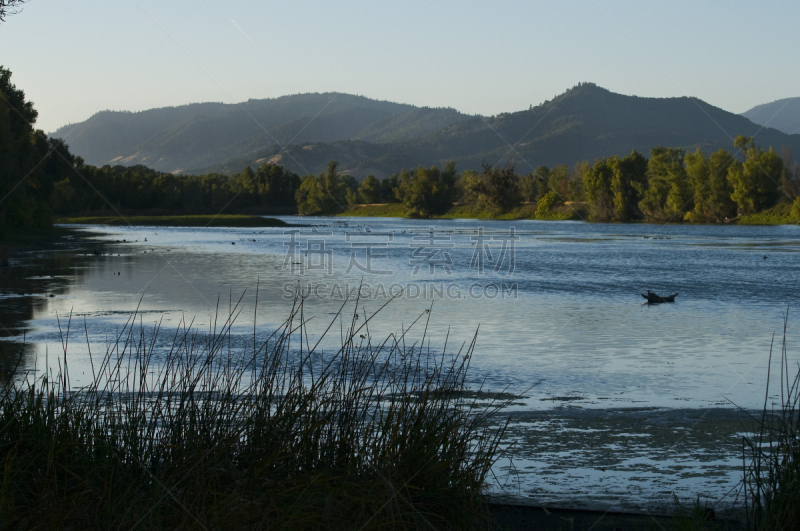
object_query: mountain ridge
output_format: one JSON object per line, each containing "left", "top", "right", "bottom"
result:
{"left": 742, "top": 97, "right": 800, "bottom": 136}
{"left": 53, "top": 84, "right": 800, "bottom": 179}
{"left": 52, "top": 92, "right": 471, "bottom": 172}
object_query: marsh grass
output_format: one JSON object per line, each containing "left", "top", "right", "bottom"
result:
{"left": 742, "top": 315, "right": 800, "bottom": 530}
{"left": 0, "top": 293, "right": 507, "bottom": 530}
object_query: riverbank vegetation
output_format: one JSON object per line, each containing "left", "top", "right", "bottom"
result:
{"left": 0, "top": 299, "right": 507, "bottom": 529}
{"left": 743, "top": 318, "right": 800, "bottom": 530}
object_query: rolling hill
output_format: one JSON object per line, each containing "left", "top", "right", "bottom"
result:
{"left": 742, "top": 97, "right": 800, "bottom": 136}
{"left": 53, "top": 83, "right": 800, "bottom": 179}
{"left": 200, "top": 83, "right": 800, "bottom": 178}
{"left": 51, "top": 93, "right": 473, "bottom": 173}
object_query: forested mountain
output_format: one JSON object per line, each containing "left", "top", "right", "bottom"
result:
{"left": 53, "top": 83, "right": 800, "bottom": 180}
{"left": 196, "top": 83, "right": 800, "bottom": 178}
{"left": 50, "top": 93, "right": 472, "bottom": 173}
{"left": 742, "top": 97, "right": 800, "bottom": 136}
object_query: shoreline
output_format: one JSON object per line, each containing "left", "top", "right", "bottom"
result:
{"left": 39, "top": 207, "right": 799, "bottom": 227}
{"left": 55, "top": 214, "right": 289, "bottom": 228}
{"left": 486, "top": 502, "right": 742, "bottom": 530}
{"left": 336, "top": 202, "right": 799, "bottom": 225}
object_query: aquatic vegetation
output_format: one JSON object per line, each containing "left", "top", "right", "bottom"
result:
{"left": 0, "top": 295, "right": 506, "bottom": 529}
{"left": 742, "top": 315, "right": 800, "bottom": 530}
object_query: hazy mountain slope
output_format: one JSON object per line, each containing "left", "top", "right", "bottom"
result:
{"left": 51, "top": 93, "right": 417, "bottom": 171}
{"left": 401, "top": 83, "right": 800, "bottom": 172}
{"left": 200, "top": 83, "right": 800, "bottom": 179}
{"left": 55, "top": 83, "right": 800, "bottom": 179}
{"left": 353, "top": 107, "right": 473, "bottom": 144}
{"left": 742, "top": 97, "right": 800, "bottom": 136}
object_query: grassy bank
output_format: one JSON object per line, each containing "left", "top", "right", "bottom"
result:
{"left": 55, "top": 214, "right": 288, "bottom": 227}
{"left": 338, "top": 203, "right": 410, "bottom": 217}
{"left": 0, "top": 300, "right": 505, "bottom": 529}
{"left": 339, "top": 202, "right": 586, "bottom": 221}
{"left": 738, "top": 203, "right": 800, "bottom": 225}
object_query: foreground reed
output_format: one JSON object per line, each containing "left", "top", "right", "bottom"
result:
{"left": 0, "top": 294, "right": 507, "bottom": 530}
{"left": 742, "top": 315, "right": 800, "bottom": 530}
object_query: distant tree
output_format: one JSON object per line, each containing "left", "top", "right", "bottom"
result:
{"left": 467, "top": 162, "right": 522, "bottom": 212}
{"left": 234, "top": 166, "right": 258, "bottom": 195}
{"left": 566, "top": 161, "right": 589, "bottom": 202}
{"left": 380, "top": 174, "right": 400, "bottom": 203}
{"left": 340, "top": 174, "right": 359, "bottom": 205}
{"left": 584, "top": 158, "right": 615, "bottom": 220}
{"left": 728, "top": 136, "right": 783, "bottom": 215}
{"left": 779, "top": 148, "right": 800, "bottom": 201}
{"left": 639, "top": 147, "right": 691, "bottom": 221}
{"left": 396, "top": 162, "right": 458, "bottom": 217}
{"left": 294, "top": 160, "right": 350, "bottom": 215}
{"left": 358, "top": 175, "right": 381, "bottom": 204}
{"left": 254, "top": 163, "right": 300, "bottom": 207}
{"left": 460, "top": 170, "right": 481, "bottom": 202}
{"left": 520, "top": 166, "right": 551, "bottom": 203}
{"left": 295, "top": 175, "right": 325, "bottom": 215}
{"left": 547, "top": 165, "right": 569, "bottom": 197}
{"left": 610, "top": 150, "right": 648, "bottom": 221}
{"left": 0, "top": 0, "right": 27, "bottom": 22}
{"left": 535, "top": 190, "right": 564, "bottom": 218}
{"left": 394, "top": 169, "right": 413, "bottom": 203}
{"left": 584, "top": 152, "right": 647, "bottom": 221}
{"left": 684, "top": 148, "right": 736, "bottom": 221}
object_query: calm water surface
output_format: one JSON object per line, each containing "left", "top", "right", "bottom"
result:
{"left": 4, "top": 217, "right": 800, "bottom": 513}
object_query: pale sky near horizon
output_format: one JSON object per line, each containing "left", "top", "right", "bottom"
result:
{"left": 1, "top": 0, "right": 799, "bottom": 134}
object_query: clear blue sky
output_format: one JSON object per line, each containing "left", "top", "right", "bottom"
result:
{"left": 2, "top": 0, "right": 799, "bottom": 133}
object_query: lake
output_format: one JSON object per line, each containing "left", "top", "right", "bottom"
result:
{"left": 3, "top": 216, "right": 799, "bottom": 513}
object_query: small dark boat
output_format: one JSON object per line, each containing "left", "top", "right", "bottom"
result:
{"left": 641, "top": 291, "right": 677, "bottom": 303}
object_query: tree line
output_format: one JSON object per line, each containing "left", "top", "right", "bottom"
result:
{"left": 298, "top": 139, "right": 800, "bottom": 222}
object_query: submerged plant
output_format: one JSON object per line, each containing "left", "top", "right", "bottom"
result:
{"left": 0, "top": 292, "right": 508, "bottom": 529}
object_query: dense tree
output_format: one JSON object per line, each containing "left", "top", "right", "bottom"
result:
{"left": 779, "top": 148, "right": 800, "bottom": 201}
{"left": 395, "top": 162, "right": 458, "bottom": 217}
{"left": 728, "top": 135, "right": 783, "bottom": 215}
{"left": 585, "top": 151, "right": 648, "bottom": 221}
{"left": 610, "top": 150, "right": 648, "bottom": 221}
{"left": 1, "top": 66, "right": 79, "bottom": 230}
{"left": 520, "top": 166, "right": 551, "bottom": 203}
{"left": 684, "top": 148, "right": 736, "bottom": 221}
{"left": 547, "top": 165, "right": 569, "bottom": 198}
{"left": 535, "top": 190, "right": 564, "bottom": 218}
{"left": 357, "top": 175, "right": 381, "bottom": 204}
{"left": 295, "top": 161, "right": 351, "bottom": 215}
{"left": 584, "top": 158, "right": 615, "bottom": 220}
{"left": 466, "top": 162, "right": 522, "bottom": 212}
{"left": 639, "top": 147, "right": 692, "bottom": 221}
{"left": 567, "top": 161, "right": 589, "bottom": 202}
{"left": 379, "top": 174, "right": 400, "bottom": 203}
